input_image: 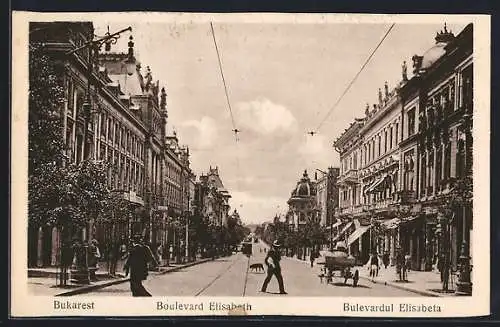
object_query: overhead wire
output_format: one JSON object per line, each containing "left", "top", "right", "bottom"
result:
{"left": 312, "top": 23, "right": 396, "bottom": 133}
{"left": 209, "top": 21, "right": 239, "bottom": 142}
{"left": 209, "top": 21, "right": 243, "bottom": 199}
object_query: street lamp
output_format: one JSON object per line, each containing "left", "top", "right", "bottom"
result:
{"left": 66, "top": 26, "right": 132, "bottom": 162}
{"left": 456, "top": 110, "right": 473, "bottom": 295}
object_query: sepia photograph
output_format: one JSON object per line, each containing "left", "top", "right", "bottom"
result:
{"left": 11, "top": 12, "right": 490, "bottom": 317}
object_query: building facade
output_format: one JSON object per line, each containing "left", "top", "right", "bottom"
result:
{"left": 195, "top": 167, "right": 232, "bottom": 227}
{"left": 398, "top": 23, "right": 473, "bottom": 272}
{"left": 28, "top": 22, "right": 194, "bottom": 267}
{"left": 286, "top": 170, "right": 319, "bottom": 230}
{"left": 333, "top": 23, "right": 473, "bottom": 274}
{"left": 314, "top": 167, "right": 340, "bottom": 227}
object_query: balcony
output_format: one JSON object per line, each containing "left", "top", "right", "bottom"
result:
{"left": 338, "top": 204, "right": 364, "bottom": 216}
{"left": 339, "top": 169, "right": 359, "bottom": 184}
{"left": 364, "top": 199, "right": 397, "bottom": 211}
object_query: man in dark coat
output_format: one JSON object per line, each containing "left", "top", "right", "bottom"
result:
{"left": 261, "top": 240, "right": 287, "bottom": 294}
{"left": 124, "top": 235, "right": 157, "bottom": 297}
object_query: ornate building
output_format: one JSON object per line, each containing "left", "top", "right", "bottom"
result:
{"left": 333, "top": 23, "right": 473, "bottom": 278}
{"left": 98, "top": 37, "right": 167, "bottom": 248}
{"left": 399, "top": 23, "right": 473, "bottom": 275}
{"left": 286, "top": 170, "right": 319, "bottom": 229}
{"left": 28, "top": 22, "right": 193, "bottom": 267}
{"left": 195, "top": 167, "right": 231, "bottom": 227}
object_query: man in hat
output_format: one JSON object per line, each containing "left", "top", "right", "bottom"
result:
{"left": 124, "top": 234, "right": 157, "bottom": 296}
{"left": 261, "top": 240, "right": 287, "bottom": 294}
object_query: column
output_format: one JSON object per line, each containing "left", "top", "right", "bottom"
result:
{"left": 432, "top": 145, "right": 437, "bottom": 196}
{"left": 51, "top": 227, "right": 60, "bottom": 266}
{"left": 37, "top": 226, "right": 44, "bottom": 267}
{"left": 450, "top": 128, "right": 457, "bottom": 178}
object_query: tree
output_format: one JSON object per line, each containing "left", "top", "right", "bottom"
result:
{"left": 28, "top": 43, "right": 66, "bottom": 173}
{"left": 28, "top": 43, "right": 112, "bottom": 281}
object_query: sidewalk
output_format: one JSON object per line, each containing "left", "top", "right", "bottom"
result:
{"left": 28, "top": 258, "right": 212, "bottom": 296}
{"left": 358, "top": 264, "right": 459, "bottom": 297}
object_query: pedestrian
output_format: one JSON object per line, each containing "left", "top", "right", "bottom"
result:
{"left": 124, "top": 234, "right": 158, "bottom": 297}
{"left": 369, "top": 251, "right": 379, "bottom": 281}
{"left": 404, "top": 253, "right": 411, "bottom": 280}
{"left": 143, "top": 238, "right": 158, "bottom": 270}
{"left": 382, "top": 251, "right": 390, "bottom": 269}
{"left": 261, "top": 240, "right": 287, "bottom": 294}
{"left": 310, "top": 250, "right": 316, "bottom": 268}
{"left": 88, "top": 239, "right": 101, "bottom": 281}
{"left": 157, "top": 243, "right": 163, "bottom": 267}
{"left": 108, "top": 240, "right": 120, "bottom": 277}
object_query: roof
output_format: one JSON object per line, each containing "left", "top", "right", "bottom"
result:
{"left": 290, "top": 170, "right": 316, "bottom": 199}
{"left": 109, "top": 72, "right": 143, "bottom": 97}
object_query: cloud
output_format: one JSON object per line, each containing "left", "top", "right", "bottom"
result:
{"left": 296, "top": 134, "right": 338, "bottom": 168}
{"left": 298, "top": 134, "right": 328, "bottom": 157}
{"left": 235, "top": 97, "right": 297, "bottom": 135}
{"left": 181, "top": 116, "right": 217, "bottom": 149}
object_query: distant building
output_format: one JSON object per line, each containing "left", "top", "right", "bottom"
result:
{"left": 286, "top": 170, "right": 319, "bottom": 230}
{"left": 314, "top": 167, "right": 340, "bottom": 227}
{"left": 195, "top": 166, "right": 231, "bottom": 226}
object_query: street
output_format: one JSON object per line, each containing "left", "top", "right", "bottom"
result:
{"left": 81, "top": 242, "right": 418, "bottom": 297}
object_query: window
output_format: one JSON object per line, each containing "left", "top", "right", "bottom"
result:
{"left": 444, "top": 142, "right": 451, "bottom": 181}
{"left": 127, "top": 132, "right": 131, "bottom": 153}
{"left": 389, "top": 127, "right": 393, "bottom": 149}
{"left": 67, "top": 79, "right": 74, "bottom": 115}
{"left": 384, "top": 130, "right": 388, "bottom": 153}
{"left": 114, "top": 123, "right": 119, "bottom": 145}
{"left": 100, "top": 144, "right": 105, "bottom": 161}
{"left": 436, "top": 147, "right": 442, "bottom": 191}
{"left": 107, "top": 118, "right": 112, "bottom": 140}
{"left": 100, "top": 112, "right": 106, "bottom": 137}
{"left": 395, "top": 122, "right": 399, "bottom": 145}
{"left": 403, "top": 150, "right": 415, "bottom": 191}
{"left": 428, "top": 152, "right": 434, "bottom": 194}
{"left": 75, "top": 89, "right": 84, "bottom": 118}
{"left": 363, "top": 147, "right": 367, "bottom": 167}
{"left": 461, "top": 65, "right": 473, "bottom": 112}
{"left": 407, "top": 108, "right": 416, "bottom": 136}
{"left": 378, "top": 135, "right": 381, "bottom": 157}
{"left": 121, "top": 129, "right": 126, "bottom": 149}
{"left": 420, "top": 154, "right": 426, "bottom": 196}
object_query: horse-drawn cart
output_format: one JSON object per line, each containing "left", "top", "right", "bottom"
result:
{"left": 318, "top": 244, "right": 359, "bottom": 287}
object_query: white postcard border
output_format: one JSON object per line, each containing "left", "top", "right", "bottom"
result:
{"left": 10, "top": 11, "right": 491, "bottom": 317}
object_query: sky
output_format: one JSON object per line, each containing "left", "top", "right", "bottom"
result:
{"left": 93, "top": 16, "right": 469, "bottom": 225}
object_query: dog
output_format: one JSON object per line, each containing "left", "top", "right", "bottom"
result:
{"left": 249, "top": 263, "right": 264, "bottom": 272}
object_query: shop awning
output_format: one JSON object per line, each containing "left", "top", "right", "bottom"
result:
{"left": 363, "top": 180, "right": 375, "bottom": 194}
{"left": 382, "top": 218, "right": 400, "bottom": 229}
{"left": 347, "top": 225, "right": 370, "bottom": 246}
{"left": 332, "top": 221, "right": 353, "bottom": 242}
{"left": 364, "top": 174, "right": 387, "bottom": 194}
{"left": 371, "top": 174, "right": 389, "bottom": 193}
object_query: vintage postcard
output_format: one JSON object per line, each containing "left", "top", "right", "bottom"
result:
{"left": 11, "top": 11, "right": 490, "bottom": 317}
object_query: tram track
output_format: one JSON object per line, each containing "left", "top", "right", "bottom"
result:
{"left": 194, "top": 254, "right": 249, "bottom": 296}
